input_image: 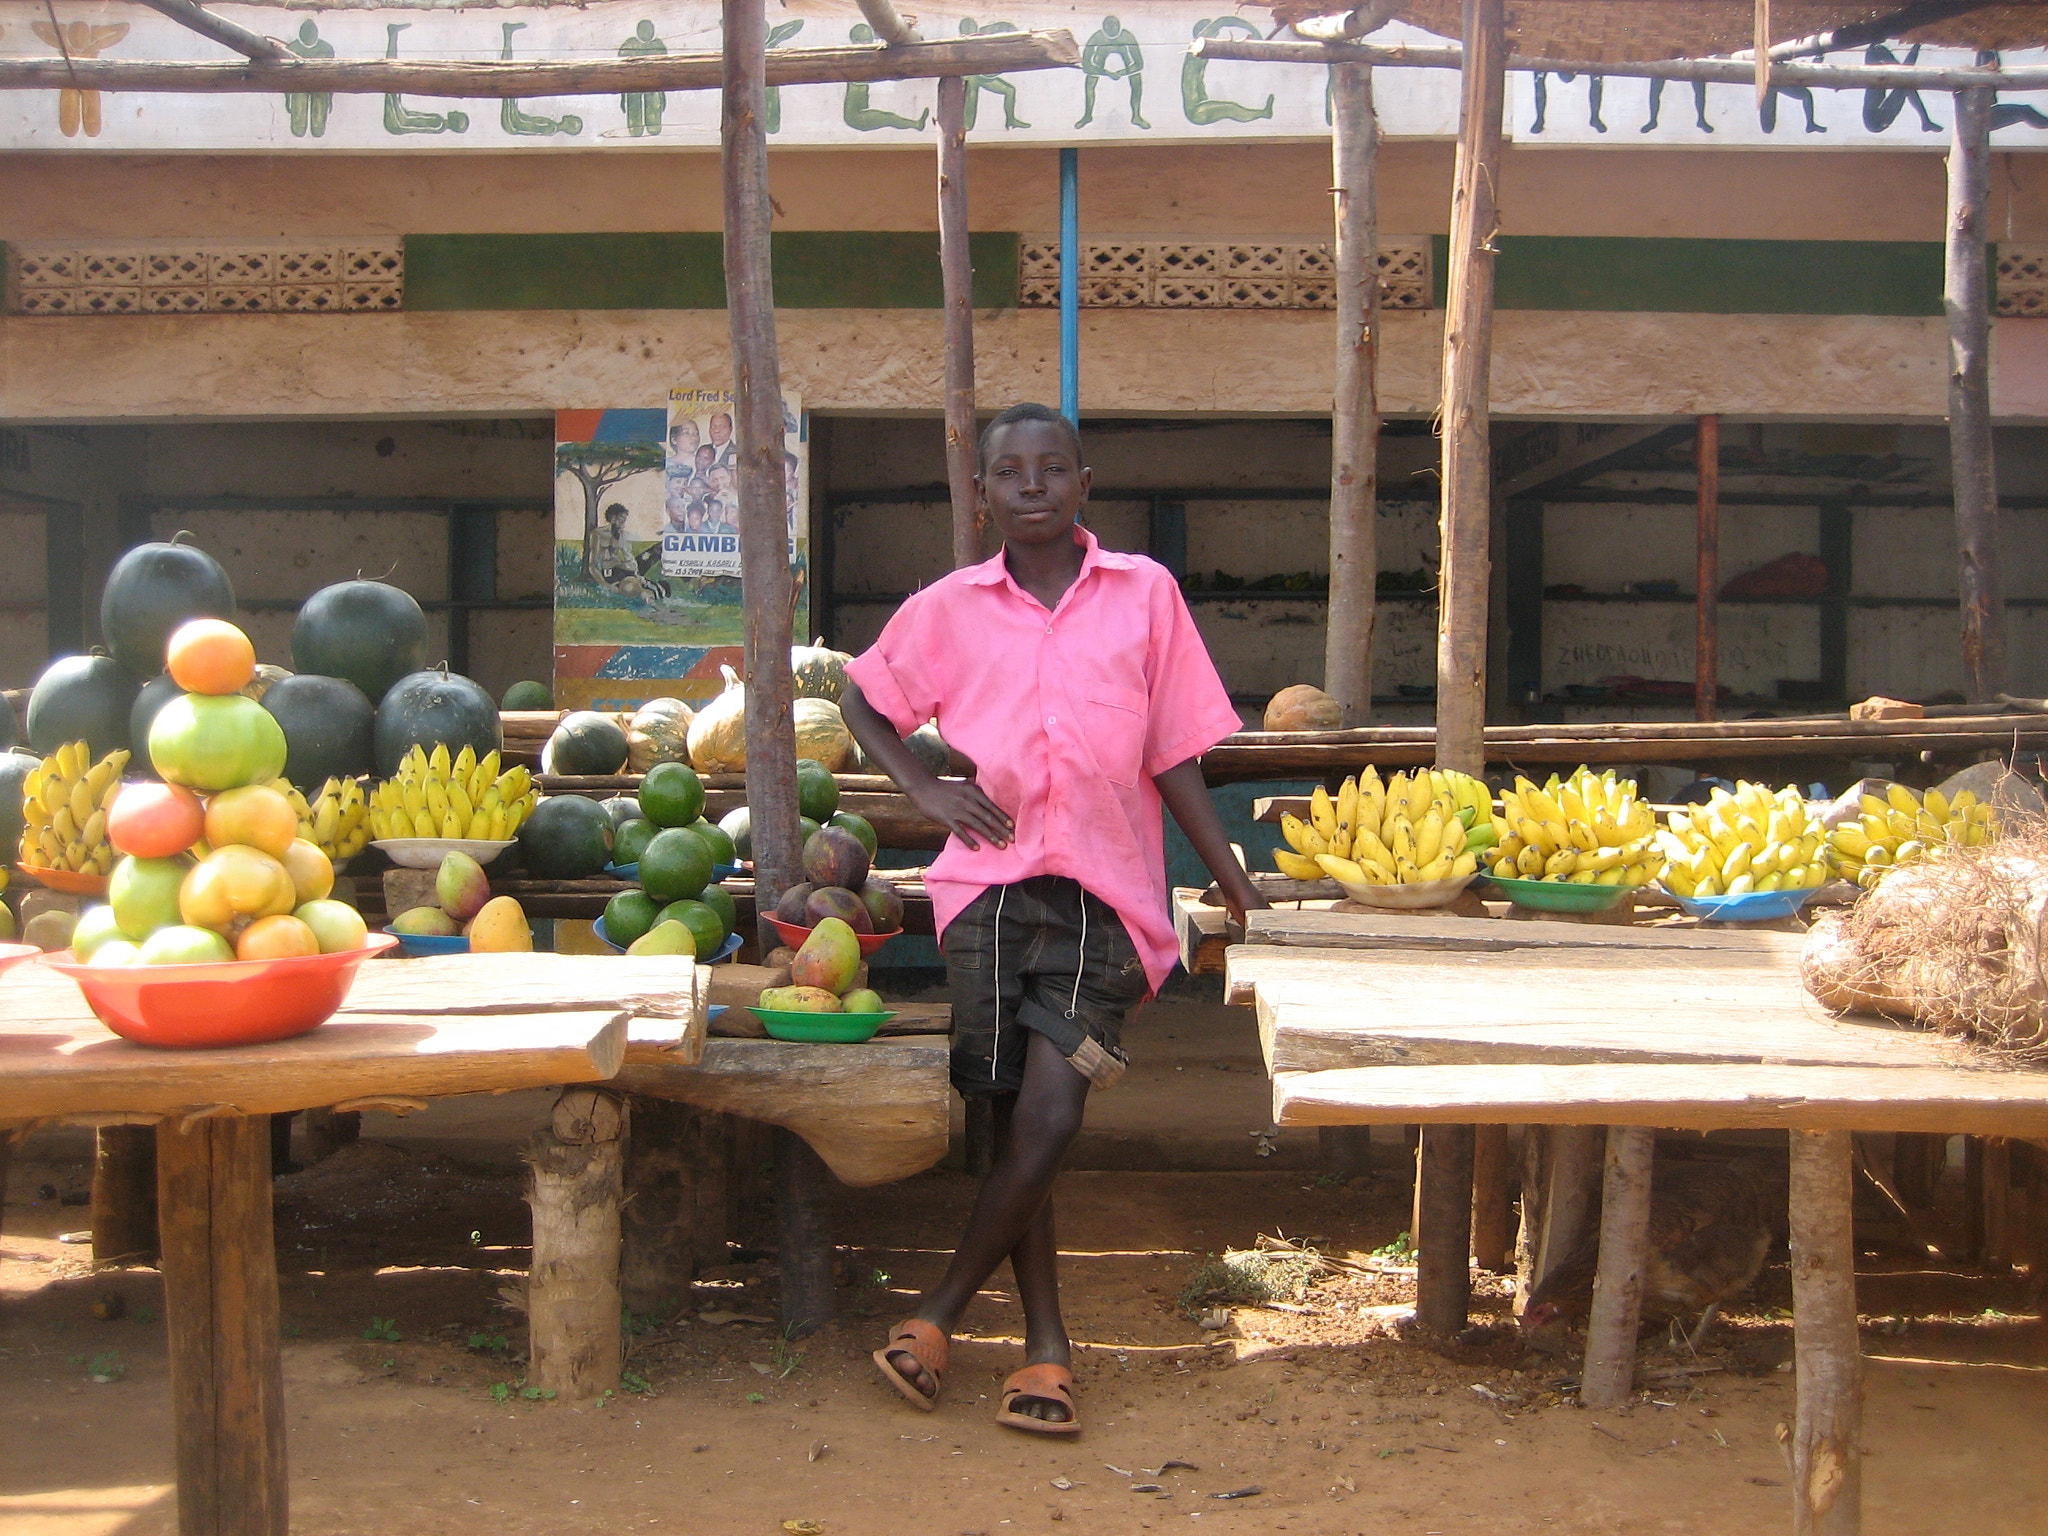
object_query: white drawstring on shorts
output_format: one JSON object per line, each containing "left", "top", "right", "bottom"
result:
{"left": 990, "top": 884, "right": 1008, "bottom": 1080}
{"left": 1067, "top": 895, "right": 1087, "bottom": 1020}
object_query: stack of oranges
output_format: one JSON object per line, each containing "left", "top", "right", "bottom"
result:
{"left": 70, "top": 619, "right": 370, "bottom": 967}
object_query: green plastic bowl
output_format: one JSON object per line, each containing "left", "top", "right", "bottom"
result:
{"left": 747, "top": 1006, "right": 896, "bottom": 1043}
{"left": 1478, "top": 873, "right": 1631, "bottom": 914}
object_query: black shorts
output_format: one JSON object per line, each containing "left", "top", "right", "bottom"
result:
{"left": 940, "top": 875, "right": 1150, "bottom": 1098}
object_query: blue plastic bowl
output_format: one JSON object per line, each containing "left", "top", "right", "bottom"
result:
{"left": 1662, "top": 884, "right": 1820, "bottom": 922}
{"left": 592, "top": 918, "right": 743, "bottom": 962}
{"left": 604, "top": 861, "right": 639, "bottom": 881}
{"left": 380, "top": 927, "right": 470, "bottom": 957}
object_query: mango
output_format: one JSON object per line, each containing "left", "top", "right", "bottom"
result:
{"left": 392, "top": 905, "right": 459, "bottom": 937}
{"left": 790, "top": 915, "right": 861, "bottom": 995}
{"left": 627, "top": 919, "right": 697, "bottom": 957}
{"left": 861, "top": 877, "right": 904, "bottom": 934}
{"left": 773, "top": 882, "right": 816, "bottom": 924}
{"left": 436, "top": 849, "right": 491, "bottom": 923}
{"left": 805, "top": 885, "right": 872, "bottom": 933}
{"left": 840, "top": 987, "right": 886, "bottom": 1015}
{"left": 758, "top": 985, "right": 844, "bottom": 1014}
{"left": 802, "top": 826, "right": 871, "bottom": 891}
{"left": 466, "top": 895, "right": 534, "bottom": 953}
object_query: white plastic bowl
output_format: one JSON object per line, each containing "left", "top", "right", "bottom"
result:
{"left": 1332, "top": 872, "right": 1479, "bottom": 910}
{"left": 371, "top": 838, "right": 517, "bottom": 870}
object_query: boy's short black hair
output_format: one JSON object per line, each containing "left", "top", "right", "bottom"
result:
{"left": 978, "top": 402, "right": 1083, "bottom": 469}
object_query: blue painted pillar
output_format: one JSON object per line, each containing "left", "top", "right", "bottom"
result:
{"left": 1059, "top": 146, "right": 1079, "bottom": 421}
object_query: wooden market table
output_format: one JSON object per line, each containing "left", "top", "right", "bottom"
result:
{"left": 1222, "top": 905, "right": 2048, "bottom": 1536}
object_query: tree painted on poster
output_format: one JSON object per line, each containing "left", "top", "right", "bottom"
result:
{"left": 557, "top": 440, "right": 665, "bottom": 581}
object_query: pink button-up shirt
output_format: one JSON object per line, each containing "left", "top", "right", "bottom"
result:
{"left": 845, "top": 525, "right": 1242, "bottom": 992}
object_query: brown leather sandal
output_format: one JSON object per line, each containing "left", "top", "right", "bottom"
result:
{"left": 872, "top": 1319, "right": 948, "bottom": 1411}
{"left": 995, "top": 1363, "right": 1081, "bottom": 1435}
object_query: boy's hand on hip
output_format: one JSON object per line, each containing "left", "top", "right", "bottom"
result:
{"left": 914, "top": 780, "right": 1015, "bottom": 851}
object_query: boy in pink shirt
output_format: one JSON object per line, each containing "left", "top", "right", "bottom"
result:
{"left": 842, "top": 402, "right": 1267, "bottom": 1434}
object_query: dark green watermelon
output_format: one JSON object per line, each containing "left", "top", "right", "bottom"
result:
{"left": 517, "top": 794, "right": 614, "bottom": 878}
{"left": 543, "top": 712, "right": 630, "bottom": 777}
{"left": 292, "top": 580, "right": 428, "bottom": 704}
{"left": 264, "top": 673, "right": 374, "bottom": 789}
{"left": 26, "top": 653, "right": 138, "bottom": 759}
{"left": 0, "top": 690, "right": 16, "bottom": 753}
{"left": 0, "top": 749, "right": 36, "bottom": 863}
{"left": 99, "top": 534, "right": 236, "bottom": 677}
{"left": 373, "top": 668, "right": 502, "bottom": 779}
{"left": 126, "top": 673, "right": 183, "bottom": 778}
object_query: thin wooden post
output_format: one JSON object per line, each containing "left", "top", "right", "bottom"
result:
{"left": 1789, "top": 1128, "right": 1863, "bottom": 1536}
{"left": 525, "top": 1088, "right": 625, "bottom": 1402}
{"left": 1695, "top": 413, "right": 1721, "bottom": 722}
{"left": 936, "top": 73, "right": 982, "bottom": 569}
{"left": 1946, "top": 83, "right": 2006, "bottom": 702}
{"left": 724, "top": 0, "right": 803, "bottom": 923}
{"left": 778, "top": 1127, "right": 837, "bottom": 1337}
{"left": 620, "top": 1096, "right": 731, "bottom": 1315}
{"left": 1536, "top": 1123, "right": 1603, "bottom": 1289}
{"left": 301, "top": 1107, "right": 360, "bottom": 1163}
{"left": 1964, "top": 1135, "right": 1986, "bottom": 1263}
{"left": 156, "top": 1113, "right": 287, "bottom": 1536}
{"left": 1983, "top": 1135, "right": 2014, "bottom": 1272}
{"left": 1433, "top": 0, "right": 1506, "bottom": 776}
{"left": 1324, "top": 59, "right": 1380, "bottom": 725}
{"left": 1414, "top": 1122, "right": 1474, "bottom": 1334}
{"left": 1580, "top": 1124, "right": 1654, "bottom": 1410}
{"left": 93, "top": 1125, "right": 158, "bottom": 1266}
{"left": 1319, "top": 1125, "right": 1374, "bottom": 1180}
{"left": 1470, "top": 1123, "right": 1513, "bottom": 1272}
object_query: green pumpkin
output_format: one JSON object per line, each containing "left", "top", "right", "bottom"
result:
{"left": 790, "top": 638, "right": 853, "bottom": 703}
{"left": 627, "top": 696, "right": 694, "bottom": 774}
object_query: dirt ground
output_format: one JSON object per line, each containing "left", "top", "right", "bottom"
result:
{"left": 5, "top": 995, "right": 2048, "bottom": 1535}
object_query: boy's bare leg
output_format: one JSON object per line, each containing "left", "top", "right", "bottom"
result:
{"left": 887, "top": 1029, "right": 1088, "bottom": 1416}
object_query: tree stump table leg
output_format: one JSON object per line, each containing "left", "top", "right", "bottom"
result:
{"left": 1471, "top": 1123, "right": 1513, "bottom": 1272}
{"left": 1790, "top": 1127, "right": 1862, "bottom": 1536}
{"left": 778, "top": 1127, "right": 836, "bottom": 1338}
{"left": 1537, "top": 1123, "right": 1603, "bottom": 1288}
{"left": 93, "top": 1124, "right": 158, "bottom": 1267}
{"left": 1514, "top": 1122, "right": 1550, "bottom": 1311}
{"left": 620, "top": 1096, "right": 731, "bottom": 1317}
{"left": 1415, "top": 1123, "right": 1474, "bottom": 1334}
{"left": 525, "top": 1088, "right": 625, "bottom": 1403}
{"left": 1580, "top": 1124, "right": 1654, "bottom": 1411}
{"left": 301, "top": 1108, "right": 359, "bottom": 1164}
{"left": 156, "top": 1113, "right": 287, "bottom": 1536}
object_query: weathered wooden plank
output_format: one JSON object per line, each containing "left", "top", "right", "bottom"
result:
{"left": 1175, "top": 889, "right": 1233, "bottom": 975}
{"left": 1241, "top": 907, "right": 1801, "bottom": 956}
{"left": 610, "top": 1037, "right": 950, "bottom": 1188}
{"left": 0, "top": 1009, "right": 628, "bottom": 1122}
{"left": 1273, "top": 1063, "right": 2048, "bottom": 1136}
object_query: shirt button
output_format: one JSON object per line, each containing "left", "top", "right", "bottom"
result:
{"left": 1046, "top": 625, "right": 1053, "bottom": 634}
{"left": 1048, "top": 716, "right": 1057, "bottom": 725}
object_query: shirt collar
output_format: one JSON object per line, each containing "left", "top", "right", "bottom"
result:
{"left": 959, "top": 523, "right": 1141, "bottom": 588}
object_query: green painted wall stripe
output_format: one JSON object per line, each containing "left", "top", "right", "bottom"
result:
{"left": 1429, "top": 234, "right": 1985, "bottom": 316}
{"left": 404, "top": 231, "right": 1020, "bottom": 311}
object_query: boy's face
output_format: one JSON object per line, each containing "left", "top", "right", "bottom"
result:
{"left": 976, "top": 419, "right": 1088, "bottom": 548}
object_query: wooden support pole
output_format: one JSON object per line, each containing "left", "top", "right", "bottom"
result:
{"left": 620, "top": 1097, "right": 731, "bottom": 1315}
{"left": 92, "top": 1124, "right": 158, "bottom": 1267}
{"left": 1964, "top": 1134, "right": 1987, "bottom": 1263}
{"left": 1946, "top": 84, "right": 2007, "bottom": 702}
{"left": 1695, "top": 414, "right": 1721, "bottom": 722}
{"left": 301, "top": 1107, "right": 360, "bottom": 1164}
{"left": 1414, "top": 1122, "right": 1474, "bottom": 1334}
{"left": 1514, "top": 1120, "right": 1548, "bottom": 1310}
{"left": 525, "top": 1088, "right": 625, "bottom": 1403}
{"left": 1580, "top": 1124, "right": 1654, "bottom": 1411}
{"left": 1789, "top": 1128, "right": 1863, "bottom": 1536}
{"left": 156, "top": 1113, "right": 287, "bottom": 1536}
{"left": 777, "top": 1126, "right": 838, "bottom": 1337}
{"left": 1323, "top": 60, "right": 1381, "bottom": 725}
{"left": 724, "top": 0, "right": 803, "bottom": 927}
{"left": 138, "top": 0, "right": 287, "bottom": 60}
{"left": 1319, "top": 1125, "right": 1375, "bottom": 1180}
{"left": 1470, "top": 1122, "right": 1513, "bottom": 1272}
{"left": 1983, "top": 1135, "right": 2014, "bottom": 1272}
{"left": 937, "top": 73, "right": 982, "bottom": 571}
{"left": 1536, "top": 1123, "right": 1604, "bottom": 1290}
{"left": 1433, "top": 0, "right": 1505, "bottom": 776}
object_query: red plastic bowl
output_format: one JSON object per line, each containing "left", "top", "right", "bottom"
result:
{"left": 44, "top": 933, "right": 400, "bottom": 1049}
{"left": 763, "top": 914, "right": 903, "bottom": 957}
{"left": 0, "top": 942, "right": 39, "bottom": 981}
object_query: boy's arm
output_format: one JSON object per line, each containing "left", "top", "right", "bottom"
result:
{"left": 840, "top": 682, "right": 1015, "bottom": 851}
{"left": 1153, "top": 757, "right": 1269, "bottom": 927}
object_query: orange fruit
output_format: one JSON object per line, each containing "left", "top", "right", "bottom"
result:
{"left": 166, "top": 618, "right": 257, "bottom": 696}
{"left": 236, "top": 914, "right": 320, "bottom": 961}
{"left": 203, "top": 783, "right": 300, "bottom": 860}
{"left": 178, "top": 845, "right": 296, "bottom": 930}
{"left": 278, "top": 838, "right": 334, "bottom": 905}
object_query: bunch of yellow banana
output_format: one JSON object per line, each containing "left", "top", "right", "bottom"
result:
{"left": 1657, "top": 781, "right": 1828, "bottom": 897}
{"left": 1824, "top": 782, "right": 1996, "bottom": 889}
{"left": 1490, "top": 767, "right": 1662, "bottom": 887}
{"left": 271, "top": 776, "right": 371, "bottom": 863}
{"left": 368, "top": 744, "right": 537, "bottom": 843}
{"left": 1274, "top": 765, "right": 1493, "bottom": 887}
{"left": 18, "top": 741, "right": 128, "bottom": 874}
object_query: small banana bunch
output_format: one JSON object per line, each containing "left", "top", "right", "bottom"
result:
{"left": 19, "top": 741, "right": 129, "bottom": 874}
{"left": 1276, "top": 765, "right": 1491, "bottom": 887}
{"left": 1491, "top": 767, "right": 1662, "bottom": 887}
{"left": 274, "top": 776, "right": 371, "bottom": 863}
{"left": 369, "top": 744, "right": 536, "bottom": 842}
{"left": 1658, "top": 781, "right": 1828, "bottom": 897}
{"left": 1825, "top": 782, "right": 1996, "bottom": 889}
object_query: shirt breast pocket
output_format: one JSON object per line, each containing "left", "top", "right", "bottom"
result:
{"left": 1083, "top": 685, "right": 1149, "bottom": 789}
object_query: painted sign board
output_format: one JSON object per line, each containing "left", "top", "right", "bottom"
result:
{"left": 553, "top": 394, "right": 806, "bottom": 713}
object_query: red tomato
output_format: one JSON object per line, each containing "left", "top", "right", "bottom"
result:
{"left": 105, "top": 781, "right": 205, "bottom": 859}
